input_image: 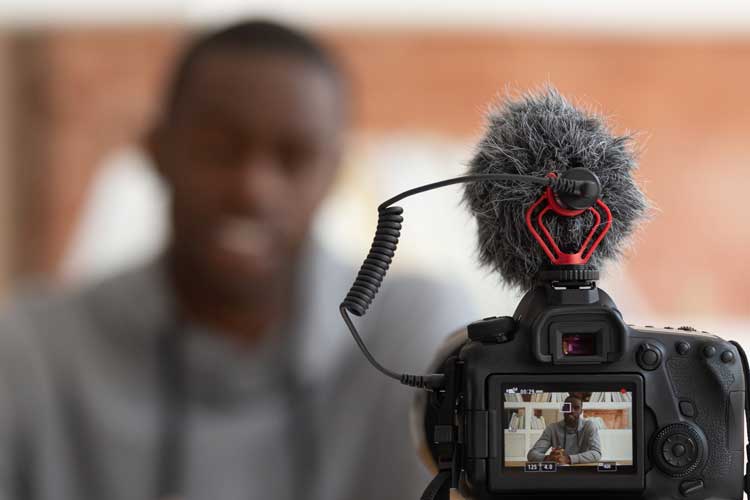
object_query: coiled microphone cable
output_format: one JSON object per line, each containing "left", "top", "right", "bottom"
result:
{"left": 340, "top": 172, "right": 600, "bottom": 390}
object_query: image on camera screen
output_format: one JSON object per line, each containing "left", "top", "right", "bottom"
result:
{"left": 502, "top": 385, "right": 634, "bottom": 473}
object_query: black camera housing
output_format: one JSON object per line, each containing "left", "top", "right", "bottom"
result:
{"left": 423, "top": 279, "right": 746, "bottom": 500}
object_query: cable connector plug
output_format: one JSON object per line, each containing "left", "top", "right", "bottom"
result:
{"left": 548, "top": 167, "right": 602, "bottom": 211}
{"left": 400, "top": 373, "right": 446, "bottom": 391}
{"left": 550, "top": 177, "right": 598, "bottom": 197}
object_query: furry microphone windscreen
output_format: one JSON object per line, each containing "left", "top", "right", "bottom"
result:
{"left": 463, "top": 87, "right": 650, "bottom": 292}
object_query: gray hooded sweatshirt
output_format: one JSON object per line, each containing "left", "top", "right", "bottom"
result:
{"left": 0, "top": 240, "right": 476, "bottom": 500}
{"left": 527, "top": 417, "right": 602, "bottom": 464}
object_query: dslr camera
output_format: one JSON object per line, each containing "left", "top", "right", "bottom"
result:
{"left": 418, "top": 267, "right": 746, "bottom": 500}
{"left": 340, "top": 91, "right": 750, "bottom": 500}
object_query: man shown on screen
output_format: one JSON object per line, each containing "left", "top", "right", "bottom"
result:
{"left": 526, "top": 396, "right": 602, "bottom": 465}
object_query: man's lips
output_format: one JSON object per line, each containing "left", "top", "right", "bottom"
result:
{"left": 214, "top": 217, "right": 274, "bottom": 259}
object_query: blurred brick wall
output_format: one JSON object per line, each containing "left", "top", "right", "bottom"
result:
{"left": 0, "top": 35, "right": 12, "bottom": 299}
{"left": 3, "top": 27, "right": 750, "bottom": 315}
{"left": 6, "top": 27, "right": 184, "bottom": 279}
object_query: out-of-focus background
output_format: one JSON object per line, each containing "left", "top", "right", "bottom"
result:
{"left": 0, "top": 1, "right": 748, "bottom": 338}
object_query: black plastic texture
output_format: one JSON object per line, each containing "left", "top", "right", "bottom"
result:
{"left": 537, "top": 266, "right": 600, "bottom": 283}
{"left": 728, "top": 392, "right": 745, "bottom": 452}
{"left": 468, "top": 317, "right": 516, "bottom": 343}
{"left": 422, "top": 283, "right": 746, "bottom": 500}
{"left": 679, "top": 401, "right": 696, "bottom": 418}
{"left": 467, "top": 412, "right": 488, "bottom": 458}
{"left": 666, "top": 344, "right": 740, "bottom": 479}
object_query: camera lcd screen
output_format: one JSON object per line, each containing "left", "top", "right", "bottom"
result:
{"left": 502, "top": 383, "right": 635, "bottom": 474}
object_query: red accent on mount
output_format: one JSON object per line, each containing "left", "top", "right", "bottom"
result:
{"left": 525, "top": 173, "right": 613, "bottom": 266}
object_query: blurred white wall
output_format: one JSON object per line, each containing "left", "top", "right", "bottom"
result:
{"left": 63, "top": 148, "right": 169, "bottom": 282}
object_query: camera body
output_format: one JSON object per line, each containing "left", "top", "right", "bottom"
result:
{"left": 338, "top": 164, "right": 748, "bottom": 500}
{"left": 422, "top": 274, "right": 745, "bottom": 500}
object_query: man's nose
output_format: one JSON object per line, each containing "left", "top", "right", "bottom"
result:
{"left": 230, "top": 153, "right": 285, "bottom": 212}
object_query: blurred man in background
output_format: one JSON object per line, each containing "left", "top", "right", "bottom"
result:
{"left": 0, "top": 20, "right": 474, "bottom": 500}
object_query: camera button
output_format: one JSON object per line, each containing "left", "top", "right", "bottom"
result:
{"left": 637, "top": 344, "right": 662, "bottom": 370}
{"left": 679, "top": 478, "right": 704, "bottom": 496}
{"left": 675, "top": 341, "right": 691, "bottom": 355}
{"left": 702, "top": 345, "right": 717, "bottom": 358}
{"left": 721, "top": 350, "right": 735, "bottom": 363}
{"left": 679, "top": 401, "right": 696, "bottom": 418}
{"left": 643, "top": 350, "right": 658, "bottom": 365}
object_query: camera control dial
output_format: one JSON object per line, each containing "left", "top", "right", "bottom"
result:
{"left": 651, "top": 423, "right": 707, "bottom": 477}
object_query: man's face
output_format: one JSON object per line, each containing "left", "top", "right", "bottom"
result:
{"left": 151, "top": 50, "right": 345, "bottom": 301}
{"left": 563, "top": 398, "right": 582, "bottom": 428}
